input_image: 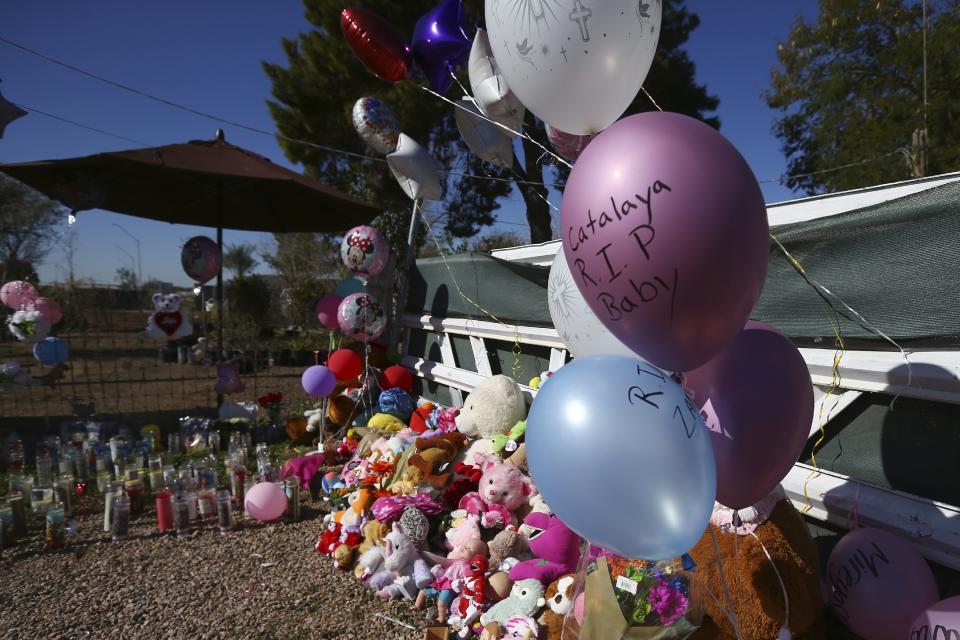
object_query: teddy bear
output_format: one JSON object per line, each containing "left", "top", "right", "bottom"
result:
{"left": 409, "top": 431, "right": 469, "bottom": 488}
{"left": 688, "top": 489, "right": 825, "bottom": 640}
{"left": 459, "top": 453, "right": 535, "bottom": 529}
{"left": 368, "top": 523, "right": 433, "bottom": 600}
{"left": 331, "top": 524, "right": 363, "bottom": 569}
{"left": 510, "top": 513, "right": 581, "bottom": 586}
{"left": 537, "top": 574, "right": 576, "bottom": 640}
{"left": 354, "top": 520, "right": 390, "bottom": 580}
{"left": 146, "top": 293, "right": 193, "bottom": 339}
{"left": 388, "top": 464, "right": 425, "bottom": 496}
{"left": 457, "top": 375, "right": 528, "bottom": 465}
{"left": 480, "top": 579, "right": 546, "bottom": 628}
{"left": 489, "top": 527, "right": 533, "bottom": 572}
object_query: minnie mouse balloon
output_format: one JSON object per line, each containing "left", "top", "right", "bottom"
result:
{"left": 486, "top": 0, "right": 661, "bottom": 135}
{"left": 0, "top": 280, "right": 38, "bottom": 310}
{"left": 352, "top": 97, "right": 400, "bottom": 154}
{"left": 338, "top": 293, "right": 387, "bottom": 342}
{"left": 181, "top": 236, "right": 221, "bottom": 284}
{"left": 340, "top": 226, "right": 389, "bottom": 280}
{"left": 340, "top": 7, "right": 412, "bottom": 83}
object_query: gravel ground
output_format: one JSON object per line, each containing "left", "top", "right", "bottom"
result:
{"left": 0, "top": 494, "right": 431, "bottom": 640}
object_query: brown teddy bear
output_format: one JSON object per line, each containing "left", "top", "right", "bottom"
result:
{"left": 408, "top": 432, "right": 468, "bottom": 487}
{"left": 538, "top": 574, "right": 576, "bottom": 640}
{"left": 688, "top": 496, "right": 825, "bottom": 640}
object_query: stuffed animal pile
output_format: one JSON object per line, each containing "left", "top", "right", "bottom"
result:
{"left": 313, "top": 370, "right": 826, "bottom": 639}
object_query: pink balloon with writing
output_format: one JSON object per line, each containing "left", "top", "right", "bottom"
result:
{"left": 908, "top": 596, "right": 960, "bottom": 640}
{"left": 827, "top": 527, "right": 938, "bottom": 640}
{"left": 560, "top": 112, "right": 769, "bottom": 372}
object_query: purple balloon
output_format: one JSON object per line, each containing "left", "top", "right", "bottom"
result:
{"left": 412, "top": 0, "right": 471, "bottom": 93}
{"left": 302, "top": 365, "right": 336, "bottom": 398}
{"left": 560, "top": 112, "right": 769, "bottom": 373}
{"left": 683, "top": 324, "right": 812, "bottom": 509}
{"left": 908, "top": 595, "right": 960, "bottom": 640}
{"left": 827, "top": 528, "right": 939, "bottom": 640}
{"left": 316, "top": 294, "right": 344, "bottom": 330}
{"left": 546, "top": 125, "right": 594, "bottom": 162}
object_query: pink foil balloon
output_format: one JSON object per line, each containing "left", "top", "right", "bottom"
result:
{"left": 827, "top": 528, "right": 939, "bottom": 640}
{"left": 338, "top": 292, "right": 387, "bottom": 342}
{"left": 181, "top": 236, "right": 221, "bottom": 285}
{"left": 0, "top": 281, "right": 38, "bottom": 310}
{"left": 340, "top": 225, "right": 389, "bottom": 280}
{"left": 316, "top": 294, "right": 344, "bottom": 330}
{"left": 29, "top": 297, "right": 63, "bottom": 325}
{"left": 907, "top": 595, "right": 960, "bottom": 640}
{"left": 560, "top": 112, "right": 769, "bottom": 372}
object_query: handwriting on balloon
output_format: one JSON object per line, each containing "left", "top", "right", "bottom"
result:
{"left": 828, "top": 541, "right": 891, "bottom": 623}
{"left": 909, "top": 624, "right": 960, "bottom": 640}
{"left": 567, "top": 180, "right": 676, "bottom": 323}
{"left": 626, "top": 364, "right": 697, "bottom": 439}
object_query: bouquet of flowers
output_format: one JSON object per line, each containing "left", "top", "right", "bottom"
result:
{"left": 605, "top": 555, "right": 693, "bottom": 627}
{"left": 257, "top": 392, "right": 284, "bottom": 422}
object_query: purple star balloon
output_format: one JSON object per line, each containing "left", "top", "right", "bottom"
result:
{"left": 412, "top": 0, "right": 471, "bottom": 93}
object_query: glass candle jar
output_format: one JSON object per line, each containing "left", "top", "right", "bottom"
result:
{"left": 58, "top": 449, "right": 74, "bottom": 479}
{"left": 56, "top": 476, "right": 74, "bottom": 519}
{"left": 185, "top": 491, "right": 198, "bottom": 521}
{"left": 284, "top": 476, "right": 300, "bottom": 523}
{"left": 96, "top": 471, "right": 111, "bottom": 495}
{"left": 103, "top": 481, "right": 124, "bottom": 533}
{"left": 167, "top": 433, "right": 180, "bottom": 455}
{"left": 207, "top": 432, "right": 221, "bottom": 456}
{"left": 0, "top": 504, "right": 14, "bottom": 546}
{"left": 45, "top": 502, "right": 66, "bottom": 549}
{"left": 197, "top": 488, "right": 216, "bottom": 520}
{"left": 111, "top": 494, "right": 130, "bottom": 542}
{"left": 173, "top": 495, "right": 190, "bottom": 538}
{"left": 148, "top": 471, "right": 163, "bottom": 496}
{"left": 8, "top": 491, "right": 26, "bottom": 538}
{"left": 231, "top": 466, "right": 247, "bottom": 512}
{"left": 36, "top": 452, "right": 53, "bottom": 488}
{"left": 216, "top": 490, "right": 234, "bottom": 533}
{"left": 162, "top": 465, "right": 178, "bottom": 492}
{"left": 156, "top": 489, "right": 173, "bottom": 533}
{"left": 149, "top": 455, "right": 163, "bottom": 473}
{"left": 18, "top": 476, "right": 34, "bottom": 508}
{"left": 125, "top": 479, "right": 145, "bottom": 516}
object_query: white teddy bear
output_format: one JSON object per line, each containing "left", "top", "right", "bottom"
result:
{"left": 146, "top": 293, "right": 193, "bottom": 339}
{"left": 456, "top": 374, "right": 527, "bottom": 465}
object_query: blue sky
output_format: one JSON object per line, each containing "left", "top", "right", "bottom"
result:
{"left": 1, "top": 0, "right": 817, "bottom": 285}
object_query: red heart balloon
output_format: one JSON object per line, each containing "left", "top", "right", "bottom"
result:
{"left": 340, "top": 7, "right": 412, "bottom": 83}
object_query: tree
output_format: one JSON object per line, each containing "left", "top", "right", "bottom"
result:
{"left": 115, "top": 267, "right": 138, "bottom": 290}
{"left": 223, "top": 242, "right": 259, "bottom": 280}
{"left": 262, "top": 232, "right": 345, "bottom": 326}
{"left": 263, "top": 0, "right": 718, "bottom": 248}
{"left": 0, "top": 175, "right": 64, "bottom": 282}
{"left": 766, "top": 0, "right": 960, "bottom": 194}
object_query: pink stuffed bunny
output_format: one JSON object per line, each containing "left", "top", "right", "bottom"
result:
{"left": 458, "top": 453, "right": 535, "bottom": 529}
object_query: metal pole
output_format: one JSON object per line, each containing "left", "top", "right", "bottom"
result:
{"left": 112, "top": 222, "right": 142, "bottom": 286}
{"left": 388, "top": 199, "right": 421, "bottom": 353}
{"left": 216, "top": 179, "right": 224, "bottom": 408}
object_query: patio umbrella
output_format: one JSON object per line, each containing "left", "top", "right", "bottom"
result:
{"left": 0, "top": 131, "right": 382, "bottom": 402}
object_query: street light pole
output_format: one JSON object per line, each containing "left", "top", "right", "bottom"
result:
{"left": 112, "top": 222, "right": 142, "bottom": 286}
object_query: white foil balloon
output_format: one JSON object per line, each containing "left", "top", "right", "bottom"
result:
{"left": 352, "top": 97, "right": 400, "bottom": 155}
{"left": 455, "top": 98, "right": 514, "bottom": 168}
{"left": 468, "top": 28, "right": 526, "bottom": 135}
{"left": 548, "top": 250, "right": 649, "bottom": 359}
{"left": 485, "top": 0, "right": 661, "bottom": 135}
{"left": 386, "top": 133, "right": 443, "bottom": 201}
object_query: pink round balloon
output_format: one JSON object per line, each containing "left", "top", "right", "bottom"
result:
{"left": 546, "top": 125, "right": 594, "bottom": 161}
{"left": 0, "top": 281, "right": 38, "bottom": 310}
{"left": 29, "top": 297, "right": 63, "bottom": 325}
{"left": 683, "top": 324, "right": 813, "bottom": 509}
{"left": 908, "top": 595, "right": 960, "bottom": 640}
{"left": 827, "top": 528, "right": 939, "bottom": 640}
{"left": 573, "top": 591, "right": 585, "bottom": 625}
{"left": 244, "top": 482, "right": 288, "bottom": 522}
{"left": 338, "top": 292, "right": 387, "bottom": 342}
{"left": 316, "top": 294, "right": 344, "bottom": 330}
{"left": 560, "top": 112, "right": 769, "bottom": 373}
{"left": 181, "top": 236, "right": 221, "bottom": 284}
{"left": 340, "top": 225, "right": 389, "bottom": 280}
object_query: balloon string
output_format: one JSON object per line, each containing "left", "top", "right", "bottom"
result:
{"left": 423, "top": 223, "right": 522, "bottom": 381}
{"left": 747, "top": 531, "right": 791, "bottom": 633}
{"left": 421, "top": 82, "right": 572, "bottom": 170}
{"left": 641, "top": 86, "right": 664, "bottom": 112}
{"left": 708, "top": 527, "right": 745, "bottom": 640}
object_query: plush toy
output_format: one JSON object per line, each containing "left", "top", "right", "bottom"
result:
{"left": 688, "top": 492, "right": 825, "bottom": 640}
{"left": 409, "top": 402, "right": 435, "bottom": 434}
{"left": 450, "top": 554, "right": 490, "bottom": 638}
{"left": 377, "top": 387, "right": 416, "bottom": 421}
{"left": 316, "top": 521, "right": 343, "bottom": 555}
{"left": 367, "top": 412, "right": 407, "bottom": 432}
{"left": 518, "top": 492, "right": 552, "bottom": 539}
{"left": 214, "top": 361, "right": 244, "bottom": 396}
{"left": 304, "top": 406, "right": 324, "bottom": 435}
{"left": 491, "top": 421, "right": 525, "bottom": 456}
{"left": 537, "top": 574, "right": 576, "bottom": 640}
{"left": 457, "top": 375, "right": 527, "bottom": 464}
{"left": 509, "top": 513, "right": 581, "bottom": 586}
{"left": 192, "top": 336, "right": 208, "bottom": 363}
{"left": 489, "top": 527, "right": 533, "bottom": 571}
{"left": 446, "top": 513, "right": 483, "bottom": 551}
{"left": 369, "top": 523, "right": 433, "bottom": 600}
{"left": 397, "top": 504, "right": 430, "bottom": 550}
{"left": 486, "top": 571, "right": 514, "bottom": 604}
{"left": 442, "top": 462, "right": 482, "bottom": 511}
{"left": 332, "top": 524, "right": 363, "bottom": 569}
{"left": 409, "top": 432, "right": 469, "bottom": 487}
{"left": 421, "top": 406, "right": 460, "bottom": 438}
{"left": 354, "top": 520, "right": 391, "bottom": 580}
{"left": 146, "top": 293, "right": 193, "bottom": 339}
{"left": 480, "top": 579, "right": 546, "bottom": 627}
{"left": 388, "top": 465, "right": 425, "bottom": 496}
{"left": 503, "top": 615, "right": 540, "bottom": 639}
{"left": 459, "top": 453, "right": 535, "bottom": 529}
{"left": 331, "top": 486, "right": 374, "bottom": 527}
